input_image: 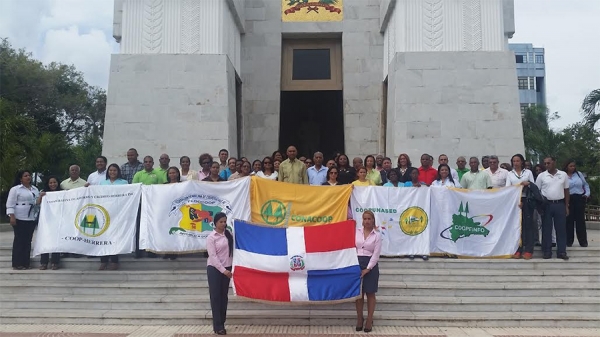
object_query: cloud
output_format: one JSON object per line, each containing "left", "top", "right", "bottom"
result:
{"left": 40, "top": 26, "right": 114, "bottom": 89}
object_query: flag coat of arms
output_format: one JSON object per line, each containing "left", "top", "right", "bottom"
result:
{"left": 232, "top": 219, "right": 361, "bottom": 303}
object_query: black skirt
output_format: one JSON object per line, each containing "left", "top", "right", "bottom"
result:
{"left": 358, "top": 255, "right": 379, "bottom": 294}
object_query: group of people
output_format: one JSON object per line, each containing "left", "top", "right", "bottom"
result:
{"left": 5, "top": 146, "right": 591, "bottom": 335}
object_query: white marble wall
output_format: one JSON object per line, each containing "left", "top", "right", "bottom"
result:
{"left": 115, "top": 0, "right": 243, "bottom": 71}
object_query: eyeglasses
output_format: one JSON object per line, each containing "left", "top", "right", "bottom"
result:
{"left": 202, "top": 161, "right": 211, "bottom": 165}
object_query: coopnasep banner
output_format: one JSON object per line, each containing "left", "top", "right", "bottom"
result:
{"left": 351, "top": 186, "right": 431, "bottom": 256}
{"left": 430, "top": 186, "right": 522, "bottom": 257}
{"left": 33, "top": 184, "right": 142, "bottom": 256}
{"left": 250, "top": 176, "right": 352, "bottom": 227}
{"left": 140, "top": 178, "right": 251, "bottom": 253}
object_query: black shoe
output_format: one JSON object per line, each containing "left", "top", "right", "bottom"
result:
{"left": 364, "top": 327, "right": 372, "bottom": 333}
{"left": 216, "top": 329, "right": 227, "bottom": 335}
{"left": 534, "top": 242, "right": 541, "bottom": 247}
{"left": 422, "top": 255, "right": 429, "bottom": 261}
{"left": 567, "top": 244, "right": 573, "bottom": 247}
{"left": 580, "top": 243, "right": 588, "bottom": 247}
{"left": 408, "top": 255, "right": 415, "bottom": 260}
{"left": 543, "top": 254, "right": 551, "bottom": 259}
{"left": 558, "top": 253, "right": 569, "bottom": 260}
{"left": 356, "top": 319, "right": 364, "bottom": 331}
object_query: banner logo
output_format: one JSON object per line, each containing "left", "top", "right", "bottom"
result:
{"left": 74, "top": 204, "right": 110, "bottom": 237}
{"left": 290, "top": 255, "right": 306, "bottom": 271}
{"left": 399, "top": 206, "right": 428, "bottom": 236}
{"left": 440, "top": 202, "right": 493, "bottom": 242}
{"left": 261, "top": 200, "right": 287, "bottom": 225}
{"left": 284, "top": 0, "right": 342, "bottom": 15}
{"left": 169, "top": 194, "right": 233, "bottom": 235}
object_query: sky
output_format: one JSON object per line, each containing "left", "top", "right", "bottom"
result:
{"left": 0, "top": 0, "right": 598, "bottom": 130}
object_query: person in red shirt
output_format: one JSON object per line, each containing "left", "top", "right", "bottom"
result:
{"left": 417, "top": 153, "right": 437, "bottom": 186}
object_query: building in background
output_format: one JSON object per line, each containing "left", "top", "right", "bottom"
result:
{"left": 509, "top": 43, "right": 547, "bottom": 115}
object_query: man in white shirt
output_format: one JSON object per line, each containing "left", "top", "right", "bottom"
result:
{"left": 535, "top": 156, "right": 570, "bottom": 260}
{"left": 484, "top": 155, "right": 508, "bottom": 188}
{"left": 307, "top": 152, "right": 327, "bottom": 185}
{"left": 438, "top": 154, "right": 459, "bottom": 183}
{"left": 86, "top": 156, "right": 108, "bottom": 186}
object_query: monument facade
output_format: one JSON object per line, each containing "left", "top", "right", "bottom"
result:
{"left": 102, "top": 0, "right": 524, "bottom": 164}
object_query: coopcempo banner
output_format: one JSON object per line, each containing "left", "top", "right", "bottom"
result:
{"left": 351, "top": 186, "right": 431, "bottom": 256}
{"left": 33, "top": 184, "right": 142, "bottom": 256}
{"left": 140, "top": 178, "right": 251, "bottom": 253}
{"left": 430, "top": 186, "right": 522, "bottom": 257}
{"left": 250, "top": 176, "right": 352, "bottom": 227}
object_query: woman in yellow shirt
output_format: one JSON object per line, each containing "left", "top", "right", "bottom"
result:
{"left": 352, "top": 167, "right": 374, "bottom": 187}
{"left": 364, "top": 155, "right": 382, "bottom": 185}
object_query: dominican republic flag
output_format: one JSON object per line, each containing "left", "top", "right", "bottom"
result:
{"left": 232, "top": 219, "right": 361, "bottom": 303}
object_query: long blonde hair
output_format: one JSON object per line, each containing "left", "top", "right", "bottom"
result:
{"left": 362, "top": 210, "right": 376, "bottom": 229}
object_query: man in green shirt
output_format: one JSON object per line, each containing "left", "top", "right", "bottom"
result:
{"left": 278, "top": 146, "right": 308, "bottom": 184}
{"left": 132, "top": 156, "right": 167, "bottom": 185}
{"left": 460, "top": 157, "right": 492, "bottom": 190}
{"left": 155, "top": 153, "right": 170, "bottom": 182}
{"left": 455, "top": 156, "right": 469, "bottom": 182}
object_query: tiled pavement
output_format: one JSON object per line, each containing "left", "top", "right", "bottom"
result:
{"left": 0, "top": 325, "right": 599, "bottom": 337}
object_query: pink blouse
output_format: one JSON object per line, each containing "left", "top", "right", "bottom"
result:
{"left": 355, "top": 227, "right": 382, "bottom": 270}
{"left": 206, "top": 230, "right": 232, "bottom": 273}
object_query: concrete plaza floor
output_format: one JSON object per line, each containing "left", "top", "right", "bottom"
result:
{"left": 0, "top": 324, "right": 599, "bottom": 337}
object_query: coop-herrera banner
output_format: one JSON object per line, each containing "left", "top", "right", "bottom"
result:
{"left": 140, "top": 178, "right": 251, "bottom": 253}
{"left": 33, "top": 184, "right": 142, "bottom": 256}
{"left": 430, "top": 186, "right": 522, "bottom": 257}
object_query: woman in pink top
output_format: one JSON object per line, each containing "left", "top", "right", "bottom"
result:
{"left": 206, "top": 212, "right": 233, "bottom": 335}
{"left": 355, "top": 210, "right": 382, "bottom": 333}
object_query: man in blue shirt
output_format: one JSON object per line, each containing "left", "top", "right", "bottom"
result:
{"left": 307, "top": 152, "right": 328, "bottom": 185}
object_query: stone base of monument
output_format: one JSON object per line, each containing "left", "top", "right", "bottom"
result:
{"left": 0, "top": 232, "right": 599, "bottom": 327}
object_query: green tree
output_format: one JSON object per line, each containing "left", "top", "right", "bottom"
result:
{"left": 581, "top": 89, "right": 600, "bottom": 127}
{"left": 521, "top": 105, "right": 563, "bottom": 163}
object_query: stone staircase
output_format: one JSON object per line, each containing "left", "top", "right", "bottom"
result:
{"left": 1, "top": 233, "right": 599, "bottom": 328}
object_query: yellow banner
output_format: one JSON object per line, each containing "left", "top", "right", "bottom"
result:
{"left": 250, "top": 176, "right": 352, "bottom": 227}
{"left": 282, "top": 0, "right": 343, "bottom": 22}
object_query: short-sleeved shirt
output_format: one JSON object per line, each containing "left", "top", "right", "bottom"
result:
{"left": 87, "top": 170, "right": 107, "bottom": 186}
{"left": 352, "top": 180, "right": 373, "bottom": 187}
{"left": 155, "top": 167, "right": 168, "bottom": 182}
{"left": 60, "top": 178, "right": 87, "bottom": 190}
{"left": 505, "top": 169, "right": 535, "bottom": 186}
{"left": 121, "top": 161, "right": 144, "bottom": 184}
{"left": 484, "top": 167, "right": 509, "bottom": 188}
{"left": 456, "top": 168, "right": 469, "bottom": 182}
{"left": 132, "top": 169, "right": 166, "bottom": 185}
{"left": 418, "top": 167, "right": 438, "bottom": 186}
{"left": 366, "top": 169, "right": 382, "bottom": 186}
{"left": 307, "top": 165, "right": 328, "bottom": 185}
{"left": 431, "top": 178, "right": 461, "bottom": 188}
{"left": 100, "top": 179, "right": 128, "bottom": 185}
{"left": 536, "top": 170, "right": 569, "bottom": 201}
{"left": 278, "top": 159, "right": 308, "bottom": 184}
{"left": 460, "top": 171, "right": 492, "bottom": 190}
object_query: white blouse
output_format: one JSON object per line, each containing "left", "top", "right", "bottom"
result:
{"left": 6, "top": 185, "right": 40, "bottom": 221}
{"left": 505, "top": 169, "right": 535, "bottom": 186}
{"left": 431, "top": 177, "right": 461, "bottom": 188}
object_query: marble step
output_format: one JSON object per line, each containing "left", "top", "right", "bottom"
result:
{"left": 1, "top": 280, "right": 598, "bottom": 297}
{"left": 1, "top": 256, "right": 598, "bottom": 270}
{"left": 1, "top": 294, "right": 598, "bottom": 312}
{"left": 1, "top": 268, "right": 598, "bottom": 283}
{"left": 0, "top": 309, "right": 598, "bottom": 327}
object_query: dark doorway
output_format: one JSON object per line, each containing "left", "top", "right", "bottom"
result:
{"left": 279, "top": 90, "right": 344, "bottom": 160}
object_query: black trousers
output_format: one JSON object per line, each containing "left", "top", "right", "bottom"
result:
{"left": 207, "top": 265, "right": 231, "bottom": 332}
{"left": 518, "top": 200, "right": 535, "bottom": 254}
{"left": 542, "top": 201, "right": 567, "bottom": 256}
{"left": 40, "top": 253, "right": 60, "bottom": 265}
{"left": 566, "top": 194, "right": 587, "bottom": 246}
{"left": 12, "top": 220, "right": 36, "bottom": 268}
{"left": 100, "top": 255, "right": 119, "bottom": 263}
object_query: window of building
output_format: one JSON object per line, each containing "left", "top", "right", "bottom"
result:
{"left": 292, "top": 49, "right": 331, "bottom": 80}
{"left": 535, "top": 54, "right": 544, "bottom": 64}
{"left": 518, "top": 77, "right": 529, "bottom": 90}
{"left": 281, "top": 39, "right": 342, "bottom": 91}
{"left": 515, "top": 54, "right": 524, "bottom": 63}
{"left": 520, "top": 104, "right": 529, "bottom": 115}
{"left": 528, "top": 77, "right": 535, "bottom": 90}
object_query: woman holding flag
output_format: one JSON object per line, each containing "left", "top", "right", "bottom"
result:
{"left": 206, "top": 212, "right": 234, "bottom": 335}
{"left": 355, "top": 210, "right": 382, "bottom": 333}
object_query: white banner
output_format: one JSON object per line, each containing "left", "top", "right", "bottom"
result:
{"left": 33, "top": 184, "right": 141, "bottom": 256}
{"left": 140, "top": 178, "right": 251, "bottom": 253}
{"left": 430, "top": 186, "right": 521, "bottom": 257}
{"left": 351, "top": 186, "right": 431, "bottom": 256}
